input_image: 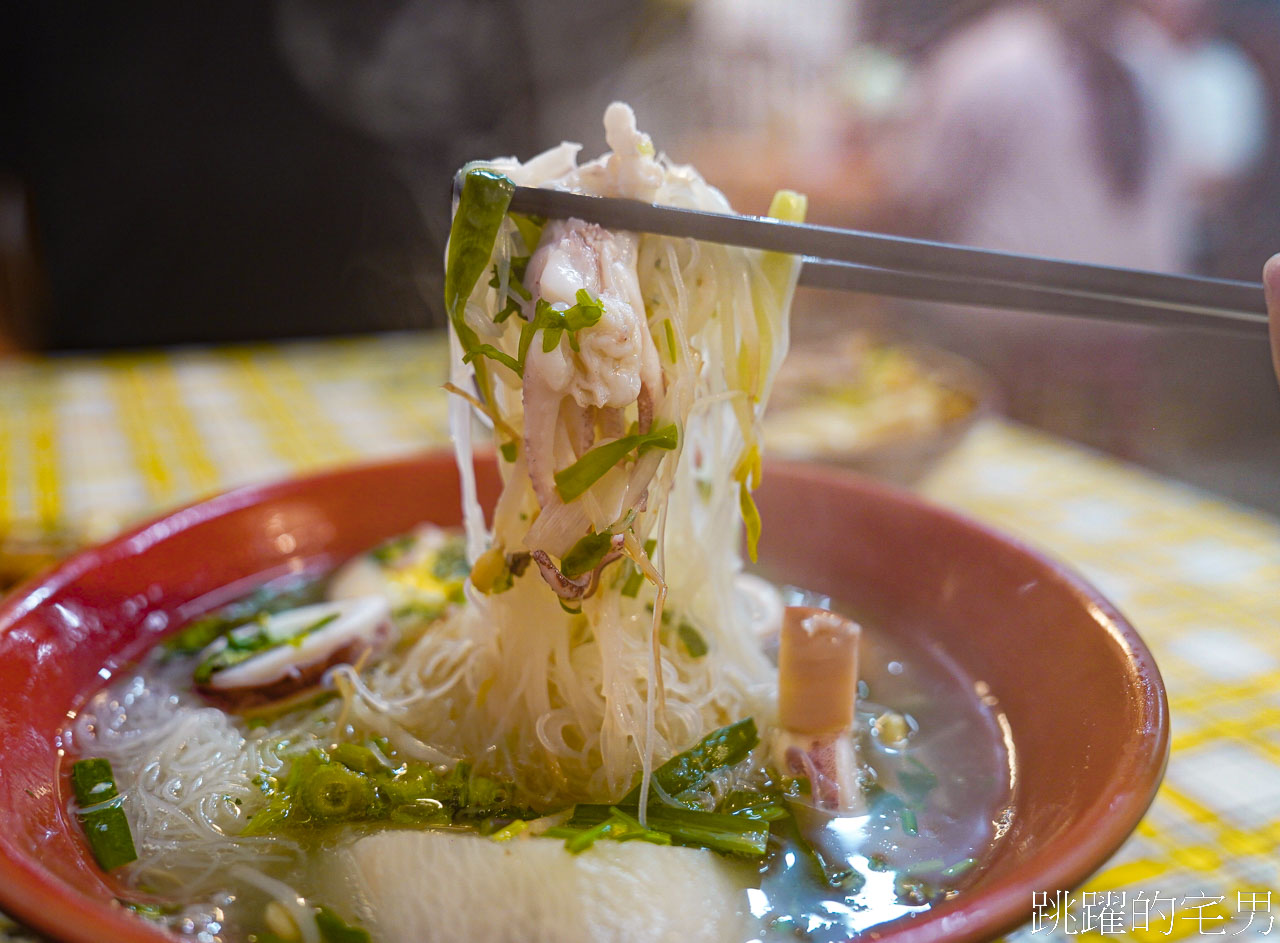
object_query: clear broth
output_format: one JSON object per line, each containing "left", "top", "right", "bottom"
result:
{"left": 66, "top": 568, "right": 1014, "bottom": 943}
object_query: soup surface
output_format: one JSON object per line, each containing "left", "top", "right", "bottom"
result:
{"left": 64, "top": 548, "right": 1014, "bottom": 943}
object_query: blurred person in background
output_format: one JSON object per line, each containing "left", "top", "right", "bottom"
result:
{"left": 864, "top": 0, "right": 1280, "bottom": 510}
{"left": 1124, "top": 0, "right": 1270, "bottom": 274}
{"left": 879, "top": 0, "right": 1185, "bottom": 271}
{"left": 870, "top": 0, "right": 1185, "bottom": 459}
{"left": 1200, "top": 1, "right": 1280, "bottom": 282}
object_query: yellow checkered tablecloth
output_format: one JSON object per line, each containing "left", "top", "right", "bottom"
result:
{"left": 2, "top": 334, "right": 1280, "bottom": 940}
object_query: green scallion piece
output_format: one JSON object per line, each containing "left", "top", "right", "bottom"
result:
{"left": 676, "top": 622, "right": 708, "bottom": 658}
{"left": 942, "top": 857, "right": 977, "bottom": 878}
{"left": 331, "top": 743, "right": 383, "bottom": 777}
{"left": 554, "top": 425, "right": 679, "bottom": 503}
{"left": 315, "top": 905, "right": 372, "bottom": 943}
{"left": 444, "top": 168, "right": 516, "bottom": 402}
{"left": 900, "top": 807, "right": 919, "bottom": 836}
{"left": 300, "top": 765, "right": 375, "bottom": 820}
{"left": 71, "top": 758, "right": 137, "bottom": 871}
{"left": 462, "top": 343, "right": 523, "bottom": 377}
{"left": 622, "top": 717, "right": 758, "bottom": 805}
{"left": 564, "top": 817, "right": 615, "bottom": 854}
{"left": 431, "top": 539, "right": 471, "bottom": 582}
{"left": 571, "top": 804, "right": 768, "bottom": 857}
{"left": 510, "top": 213, "right": 545, "bottom": 254}
{"left": 72, "top": 757, "right": 119, "bottom": 806}
{"left": 560, "top": 531, "right": 616, "bottom": 579}
{"left": 739, "top": 484, "right": 762, "bottom": 563}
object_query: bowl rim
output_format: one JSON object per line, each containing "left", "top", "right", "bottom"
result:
{"left": 0, "top": 452, "right": 1169, "bottom": 943}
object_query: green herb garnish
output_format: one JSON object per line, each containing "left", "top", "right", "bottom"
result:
{"left": 488, "top": 255, "right": 532, "bottom": 324}
{"left": 623, "top": 717, "right": 758, "bottom": 806}
{"left": 568, "top": 803, "right": 768, "bottom": 857}
{"left": 315, "top": 906, "right": 372, "bottom": 943}
{"left": 676, "top": 621, "right": 708, "bottom": 658}
{"left": 900, "top": 807, "right": 919, "bottom": 836}
{"left": 462, "top": 343, "right": 523, "bottom": 377}
{"left": 444, "top": 169, "right": 516, "bottom": 403}
{"left": 370, "top": 534, "right": 415, "bottom": 566}
{"left": 242, "top": 749, "right": 528, "bottom": 837}
{"left": 71, "top": 758, "right": 137, "bottom": 872}
{"left": 193, "top": 611, "right": 339, "bottom": 685}
{"left": 522, "top": 289, "right": 606, "bottom": 357}
{"left": 510, "top": 213, "right": 545, "bottom": 254}
{"left": 554, "top": 424, "right": 679, "bottom": 503}
{"left": 431, "top": 538, "right": 471, "bottom": 582}
{"left": 739, "top": 484, "right": 763, "bottom": 563}
{"left": 163, "top": 578, "right": 322, "bottom": 656}
{"left": 551, "top": 806, "right": 674, "bottom": 854}
{"left": 560, "top": 531, "right": 617, "bottom": 579}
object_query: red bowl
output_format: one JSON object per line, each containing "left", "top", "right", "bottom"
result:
{"left": 0, "top": 453, "right": 1168, "bottom": 943}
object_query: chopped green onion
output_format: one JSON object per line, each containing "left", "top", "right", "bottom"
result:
{"left": 571, "top": 804, "right": 768, "bottom": 857}
{"left": 554, "top": 424, "right": 679, "bottom": 503}
{"left": 603, "top": 806, "right": 671, "bottom": 845}
{"left": 563, "top": 817, "right": 615, "bottom": 854}
{"left": 301, "top": 765, "right": 375, "bottom": 820}
{"left": 560, "top": 531, "right": 616, "bottom": 579}
{"left": 489, "top": 819, "right": 530, "bottom": 842}
{"left": 500, "top": 440, "right": 519, "bottom": 463}
{"left": 194, "top": 612, "right": 339, "bottom": 684}
{"left": 462, "top": 343, "right": 523, "bottom": 377}
{"left": 532, "top": 289, "right": 606, "bottom": 355}
{"left": 79, "top": 807, "right": 138, "bottom": 872}
{"left": 431, "top": 538, "right": 472, "bottom": 582}
{"left": 623, "top": 717, "right": 758, "bottom": 805}
{"left": 510, "top": 213, "right": 545, "bottom": 254}
{"left": 71, "top": 758, "right": 137, "bottom": 871}
{"left": 243, "top": 747, "right": 530, "bottom": 837}
{"left": 676, "top": 621, "right": 708, "bottom": 658}
{"left": 315, "top": 906, "right": 372, "bottom": 943}
{"left": 119, "top": 900, "right": 180, "bottom": 920}
{"left": 72, "top": 757, "right": 119, "bottom": 806}
{"left": 444, "top": 169, "right": 515, "bottom": 402}
{"left": 163, "top": 579, "right": 322, "bottom": 656}
{"left": 943, "top": 857, "right": 978, "bottom": 878}
{"left": 739, "top": 484, "right": 762, "bottom": 563}
{"left": 663, "top": 319, "right": 678, "bottom": 363}
{"left": 899, "top": 807, "right": 919, "bottom": 836}
{"left": 719, "top": 789, "right": 788, "bottom": 821}
{"left": 369, "top": 534, "right": 415, "bottom": 566}
{"left": 330, "top": 743, "right": 384, "bottom": 777}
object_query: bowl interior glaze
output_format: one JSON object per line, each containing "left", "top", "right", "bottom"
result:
{"left": 0, "top": 453, "right": 1167, "bottom": 943}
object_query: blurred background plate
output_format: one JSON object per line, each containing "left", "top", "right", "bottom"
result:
{"left": 764, "top": 331, "right": 999, "bottom": 484}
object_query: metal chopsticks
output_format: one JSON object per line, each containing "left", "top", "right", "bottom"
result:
{"left": 507, "top": 186, "right": 1269, "bottom": 337}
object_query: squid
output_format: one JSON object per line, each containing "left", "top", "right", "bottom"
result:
{"left": 771, "top": 606, "right": 864, "bottom": 812}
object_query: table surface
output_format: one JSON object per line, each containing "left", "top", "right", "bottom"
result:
{"left": 3, "top": 334, "right": 1280, "bottom": 941}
